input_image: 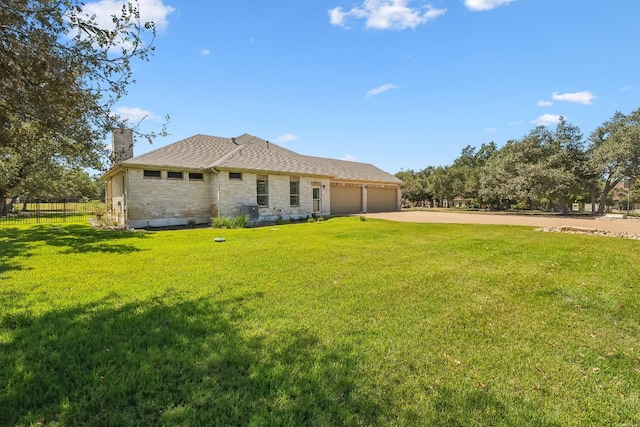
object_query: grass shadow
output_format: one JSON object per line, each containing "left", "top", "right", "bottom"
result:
{"left": 0, "top": 294, "right": 382, "bottom": 426}
{"left": 0, "top": 224, "right": 148, "bottom": 274}
{"left": 420, "top": 386, "right": 562, "bottom": 427}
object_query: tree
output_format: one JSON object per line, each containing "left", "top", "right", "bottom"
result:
{"left": 0, "top": 0, "right": 166, "bottom": 214}
{"left": 429, "top": 166, "right": 454, "bottom": 207}
{"left": 541, "top": 118, "right": 587, "bottom": 213}
{"left": 478, "top": 119, "right": 587, "bottom": 212}
{"left": 449, "top": 142, "right": 498, "bottom": 204}
{"left": 587, "top": 108, "right": 640, "bottom": 214}
{"left": 396, "top": 167, "right": 433, "bottom": 207}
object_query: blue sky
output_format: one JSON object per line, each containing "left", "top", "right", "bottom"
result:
{"left": 94, "top": 0, "right": 639, "bottom": 174}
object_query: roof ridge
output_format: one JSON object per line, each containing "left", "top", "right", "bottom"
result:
{"left": 207, "top": 143, "right": 244, "bottom": 168}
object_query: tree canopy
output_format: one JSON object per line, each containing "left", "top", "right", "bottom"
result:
{"left": 397, "top": 108, "right": 640, "bottom": 214}
{"left": 1, "top": 0, "right": 163, "bottom": 213}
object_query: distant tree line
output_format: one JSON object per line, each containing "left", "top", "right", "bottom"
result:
{"left": 396, "top": 107, "right": 640, "bottom": 215}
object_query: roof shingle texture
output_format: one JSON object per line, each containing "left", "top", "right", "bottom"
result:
{"left": 120, "top": 134, "right": 402, "bottom": 184}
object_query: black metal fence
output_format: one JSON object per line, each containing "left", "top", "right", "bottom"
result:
{"left": 0, "top": 199, "right": 106, "bottom": 225}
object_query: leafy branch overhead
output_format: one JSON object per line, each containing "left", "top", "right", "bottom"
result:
{"left": 0, "top": 0, "right": 167, "bottom": 212}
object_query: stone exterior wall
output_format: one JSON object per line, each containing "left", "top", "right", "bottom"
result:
{"left": 217, "top": 171, "right": 330, "bottom": 220}
{"left": 126, "top": 168, "right": 213, "bottom": 228}
{"left": 105, "top": 166, "right": 385, "bottom": 228}
{"left": 106, "top": 171, "right": 126, "bottom": 226}
{"left": 218, "top": 171, "right": 258, "bottom": 217}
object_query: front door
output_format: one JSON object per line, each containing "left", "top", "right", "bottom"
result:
{"left": 312, "top": 186, "right": 321, "bottom": 213}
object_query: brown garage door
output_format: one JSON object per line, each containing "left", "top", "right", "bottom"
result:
{"left": 367, "top": 187, "right": 397, "bottom": 213}
{"left": 330, "top": 183, "right": 362, "bottom": 214}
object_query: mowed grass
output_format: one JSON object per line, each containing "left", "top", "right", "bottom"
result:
{"left": 1, "top": 218, "right": 639, "bottom": 426}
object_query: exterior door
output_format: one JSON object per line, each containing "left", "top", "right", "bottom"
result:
{"left": 312, "top": 186, "right": 321, "bottom": 213}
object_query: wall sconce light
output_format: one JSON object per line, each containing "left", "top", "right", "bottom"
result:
{"left": 322, "top": 184, "right": 326, "bottom": 189}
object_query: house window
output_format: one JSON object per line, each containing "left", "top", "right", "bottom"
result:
{"left": 167, "top": 171, "right": 183, "bottom": 180}
{"left": 257, "top": 175, "right": 268, "bottom": 207}
{"left": 188, "top": 172, "right": 204, "bottom": 181}
{"left": 143, "top": 170, "right": 161, "bottom": 179}
{"left": 229, "top": 172, "right": 243, "bottom": 180}
{"left": 290, "top": 177, "right": 300, "bottom": 206}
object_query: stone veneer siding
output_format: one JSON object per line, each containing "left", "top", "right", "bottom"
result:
{"left": 106, "top": 167, "right": 374, "bottom": 228}
{"left": 126, "top": 168, "right": 213, "bottom": 227}
{"left": 217, "top": 171, "right": 330, "bottom": 220}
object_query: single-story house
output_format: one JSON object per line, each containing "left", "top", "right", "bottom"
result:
{"left": 102, "top": 132, "right": 403, "bottom": 228}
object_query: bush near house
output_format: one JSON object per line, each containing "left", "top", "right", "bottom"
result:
{"left": 211, "top": 215, "right": 249, "bottom": 228}
{"left": 1, "top": 218, "right": 639, "bottom": 426}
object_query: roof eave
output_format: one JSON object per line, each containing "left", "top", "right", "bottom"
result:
{"left": 100, "top": 165, "right": 123, "bottom": 181}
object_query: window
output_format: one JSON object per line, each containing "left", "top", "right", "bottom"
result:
{"left": 143, "top": 170, "right": 161, "bottom": 179}
{"left": 167, "top": 171, "right": 183, "bottom": 180}
{"left": 188, "top": 172, "right": 204, "bottom": 181}
{"left": 229, "top": 172, "right": 243, "bottom": 180}
{"left": 257, "top": 175, "right": 268, "bottom": 207}
{"left": 290, "top": 177, "right": 300, "bottom": 206}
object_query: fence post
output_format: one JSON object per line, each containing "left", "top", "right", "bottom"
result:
{"left": 36, "top": 199, "right": 40, "bottom": 224}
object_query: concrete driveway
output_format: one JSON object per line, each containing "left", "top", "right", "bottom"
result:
{"left": 361, "top": 210, "right": 640, "bottom": 235}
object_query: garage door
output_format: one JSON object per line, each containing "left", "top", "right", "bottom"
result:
{"left": 367, "top": 187, "right": 398, "bottom": 213}
{"left": 330, "top": 184, "right": 362, "bottom": 214}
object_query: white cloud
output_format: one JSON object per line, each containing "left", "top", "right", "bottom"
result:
{"left": 329, "top": 1, "right": 446, "bottom": 30}
{"left": 538, "top": 100, "right": 553, "bottom": 107}
{"left": 532, "top": 114, "right": 562, "bottom": 126}
{"left": 114, "top": 106, "right": 160, "bottom": 122}
{"left": 464, "top": 0, "right": 514, "bottom": 11}
{"left": 366, "top": 83, "right": 400, "bottom": 97}
{"left": 275, "top": 133, "right": 298, "bottom": 143}
{"left": 484, "top": 127, "right": 497, "bottom": 134}
{"left": 200, "top": 49, "right": 211, "bottom": 56}
{"left": 82, "top": 0, "right": 175, "bottom": 50}
{"left": 551, "top": 91, "right": 596, "bottom": 105}
{"left": 342, "top": 154, "right": 358, "bottom": 161}
{"left": 82, "top": 0, "right": 175, "bottom": 32}
{"left": 508, "top": 120, "right": 524, "bottom": 126}
{"left": 621, "top": 85, "right": 631, "bottom": 92}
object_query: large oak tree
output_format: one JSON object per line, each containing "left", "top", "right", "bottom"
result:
{"left": 0, "top": 0, "right": 162, "bottom": 214}
{"left": 587, "top": 108, "right": 640, "bottom": 214}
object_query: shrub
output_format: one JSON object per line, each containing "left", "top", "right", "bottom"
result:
{"left": 212, "top": 215, "right": 249, "bottom": 229}
{"left": 232, "top": 215, "right": 249, "bottom": 228}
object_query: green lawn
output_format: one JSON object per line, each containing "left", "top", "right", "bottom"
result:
{"left": 1, "top": 218, "right": 639, "bottom": 426}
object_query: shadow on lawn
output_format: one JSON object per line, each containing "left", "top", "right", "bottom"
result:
{"left": 0, "top": 293, "right": 382, "bottom": 426}
{"left": 0, "top": 224, "right": 148, "bottom": 274}
{"left": 422, "top": 386, "right": 562, "bottom": 427}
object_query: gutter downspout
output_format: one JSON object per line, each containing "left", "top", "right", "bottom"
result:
{"left": 124, "top": 167, "right": 129, "bottom": 227}
{"left": 211, "top": 168, "right": 221, "bottom": 217}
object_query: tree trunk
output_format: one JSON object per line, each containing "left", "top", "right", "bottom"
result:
{"left": 0, "top": 189, "right": 8, "bottom": 216}
{"left": 597, "top": 180, "right": 616, "bottom": 215}
{"left": 559, "top": 194, "right": 568, "bottom": 215}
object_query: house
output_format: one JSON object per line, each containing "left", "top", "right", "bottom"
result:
{"left": 102, "top": 132, "right": 403, "bottom": 228}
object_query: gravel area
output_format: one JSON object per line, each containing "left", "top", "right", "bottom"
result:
{"left": 361, "top": 211, "right": 640, "bottom": 239}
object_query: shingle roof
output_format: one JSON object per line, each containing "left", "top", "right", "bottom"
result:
{"left": 118, "top": 134, "right": 236, "bottom": 169}
{"left": 116, "top": 133, "right": 403, "bottom": 184}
